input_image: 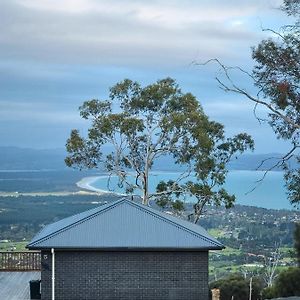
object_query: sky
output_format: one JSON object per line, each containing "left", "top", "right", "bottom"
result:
{"left": 0, "top": 0, "right": 293, "bottom": 153}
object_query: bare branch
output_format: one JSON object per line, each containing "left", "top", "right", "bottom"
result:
{"left": 149, "top": 186, "right": 187, "bottom": 199}
{"left": 245, "top": 145, "right": 298, "bottom": 194}
{"left": 200, "top": 59, "right": 300, "bottom": 131}
{"left": 194, "top": 58, "right": 255, "bottom": 81}
{"left": 264, "top": 243, "right": 282, "bottom": 287}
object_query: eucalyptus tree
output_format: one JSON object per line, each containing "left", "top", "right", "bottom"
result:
{"left": 65, "top": 78, "right": 253, "bottom": 223}
{"left": 199, "top": 0, "right": 300, "bottom": 206}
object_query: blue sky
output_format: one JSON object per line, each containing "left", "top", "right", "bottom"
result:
{"left": 0, "top": 0, "right": 292, "bottom": 152}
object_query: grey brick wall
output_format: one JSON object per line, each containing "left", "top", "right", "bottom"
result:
{"left": 41, "top": 250, "right": 208, "bottom": 300}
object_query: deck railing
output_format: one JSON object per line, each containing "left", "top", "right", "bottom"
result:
{"left": 0, "top": 251, "right": 41, "bottom": 271}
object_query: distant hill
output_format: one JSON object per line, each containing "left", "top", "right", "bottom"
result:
{"left": 153, "top": 153, "right": 296, "bottom": 172}
{"left": 227, "top": 153, "right": 296, "bottom": 171}
{"left": 0, "top": 146, "right": 295, "bottom": 171}
{"left": 0, "top": 147, "right": 66, "bottom": 170}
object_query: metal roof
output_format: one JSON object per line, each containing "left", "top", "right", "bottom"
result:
{"left": 27, "top": 198, "right": 224, "bottom": 250}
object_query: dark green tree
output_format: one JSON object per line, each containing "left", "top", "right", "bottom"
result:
{"left": 201, "top": 0, "right": 300, "bottom": 207}
{"left": 262, "top": 267, "right": 300, "bottom": 298}
{"left": 253, "top": 0, "right": 300, "bottom": 206}
{"left": 65, "top": 78, "right": 253, "bottom": 222}
{"left": 283, "top": 0, "right": 300, "bottom": 16}
{"left": 295, "top": 222, "right": 300, "bottom": 267}
{"left": 210, "top": 274, "right": 263, "bottom": 300}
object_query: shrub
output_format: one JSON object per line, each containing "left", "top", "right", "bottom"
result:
{"left": 210, "top": 274, "right": 263, "bottom": 300}
{"left": 274, "top": 267, "right": 300, "bottom": 297}
{"left": 262, "top": 267, "right": 300, "bottom": 299}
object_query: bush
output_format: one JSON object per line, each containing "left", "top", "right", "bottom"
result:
{"left": 275, "top": 267, "right": 300, "bottom": 297}
{"left": 262, "top": 267, "right": 300, "bottom": 299}
{"left": 210, "top": 274, "right": 263, "bottom": 300}
{"left": 261, "top": 286, "right": 276, "bottom": 300}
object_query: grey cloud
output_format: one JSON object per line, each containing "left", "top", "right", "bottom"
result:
{"left": 0, "top": 0, "right": 276, "bottom": 67}
{"left": 0, "top": 100, "right": 82, "bottom": 123}
{"left": 0, "top": 0, "right": 290, "bottom": 152}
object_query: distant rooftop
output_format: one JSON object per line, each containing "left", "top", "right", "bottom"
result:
{"left": 27, "top": 198, "right": 224, "bottom": 250}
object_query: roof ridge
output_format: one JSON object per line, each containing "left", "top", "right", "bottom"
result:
{"left": 126, "top": 200, "right": 222, "bottom": 247}
{"left": 28, "top": 198, "right": 128, "bottom": 247}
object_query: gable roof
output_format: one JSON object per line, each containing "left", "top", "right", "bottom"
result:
{"left": 27, "top": 198, "right": 224, "bottom": 250}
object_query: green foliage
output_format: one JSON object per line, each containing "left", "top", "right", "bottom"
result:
{"left": 272, "top": 267, "right": 300, "bottom": 296}
{"left": 262, "top": 267, "right": 300, "bottom": 298}
{"left": 251, "top": 1, "right": 300, "bottom": 207}
{"left": 262, "top": 286, "right": 277, "bottom": 299}
{"left": 66, "top": 78, "right": 253, "bottom": 220}
{"left": 295, "top": 222, "right": 300, "bottom": 267}
{"left": 252, "top": 30, "right": 300, "bottom": 142}
{"left": 210, "top": 274, "right": 263, "bottom": 300}
{"left": 284, "top": 162, "right": 300, "bottom": 206}
{"left": 207, "top": 0, "right": 300, "bottom": 208}
{"left": 171, "top": 199, "right": 185, "bottom": 212}
{"left": 282, "top": 0, "right": 300, "bottom": 17}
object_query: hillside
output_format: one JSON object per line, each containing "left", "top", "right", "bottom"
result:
{"left": 0, "top": 147, "right": 66, "bottom": 170}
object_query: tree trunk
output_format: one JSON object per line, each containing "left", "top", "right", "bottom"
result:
{"left": 142, "top": 171, "right": 149, "bottom": 205}
{"left": 142, "top": 142, "right": 151, "bottom": 206}
{"left": 193, "top": 199, "right": 207, "bottom": 224}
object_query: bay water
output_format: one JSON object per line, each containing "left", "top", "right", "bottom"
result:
{"left": 89, "top": 170, "right": 292, "bottom": 210}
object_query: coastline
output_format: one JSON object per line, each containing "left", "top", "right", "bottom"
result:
{"left": 76, "top": 176, "right": 111, "bottom": 194}
{"left": 75, "top": 171, "right": 292, "bottom": 211}
{"left": 76, "top": 175, "right": 131, "bottom": 197}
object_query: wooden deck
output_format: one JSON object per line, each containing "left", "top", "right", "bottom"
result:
{"left": 0, "top": 271, "right": 40, "bottom": 300}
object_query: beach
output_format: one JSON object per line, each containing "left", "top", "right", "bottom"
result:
{"left": 76, "top": 176, "right": 114, "bottom": 194}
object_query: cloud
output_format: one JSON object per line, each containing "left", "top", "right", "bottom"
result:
{"left": 0, "top": 0, "right": 290, "bottom": 152}
{"left": 0, "top": 0, "right": 286, "bottom": 68}
{"left": 0, "top": 100, "right": 81, "bottom": 123}
{"left": 15, "top": 0, "right": 283, "bottom": 25}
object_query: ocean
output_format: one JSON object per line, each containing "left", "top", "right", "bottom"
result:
{"left": 88, "top": 170, "right": 293, "bottom": 210}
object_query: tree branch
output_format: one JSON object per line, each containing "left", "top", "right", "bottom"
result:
{"left": 200, "top": 59, "right": 300, "bottom": 131}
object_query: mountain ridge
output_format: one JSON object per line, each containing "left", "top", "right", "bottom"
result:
{"left": 0, "top": 146, "right": 295, "bottom": 171}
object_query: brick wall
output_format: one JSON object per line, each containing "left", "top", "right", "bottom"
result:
{"left": 41, "top": 250, "right": 208, "bottom": 300}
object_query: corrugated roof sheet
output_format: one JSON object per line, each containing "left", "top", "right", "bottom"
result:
{"left": 27, "top": 198, "right": 224, "bottom": 250}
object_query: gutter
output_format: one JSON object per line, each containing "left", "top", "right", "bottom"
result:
{"left": 28, "top": 245, "right": 225, "bottom": 251}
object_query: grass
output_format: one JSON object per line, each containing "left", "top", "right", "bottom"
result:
{"left": 210, "top": 246, "right": 242, "bottom": 257}
{"left": 208, "top": 228, "right": 224, "bottom": 238}
{"left": 0, "top": 241, "right": 28, "bottom": 251}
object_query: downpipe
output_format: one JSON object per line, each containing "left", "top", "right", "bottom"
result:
{"left": 51, "top": 248, "right": 55, "bottom": 300}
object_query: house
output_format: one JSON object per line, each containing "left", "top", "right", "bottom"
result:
{"left": 27, "top": 198, "right": 224, "bottom": 300}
